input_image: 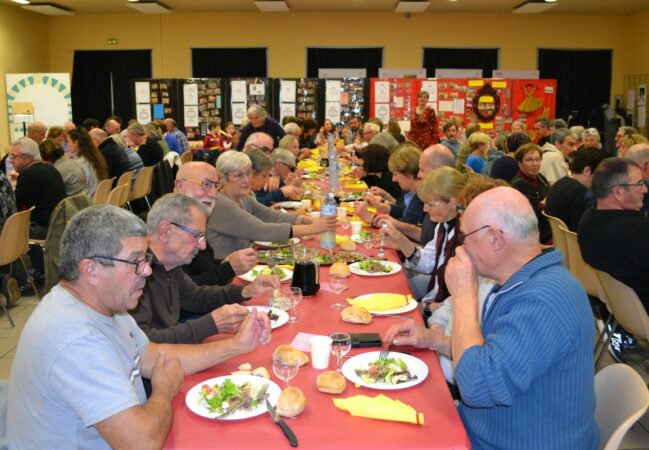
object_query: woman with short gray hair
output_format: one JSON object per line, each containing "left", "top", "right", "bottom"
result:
{"left": 235, "top": 105, "right": 286, "bottom": 151}
{"left": 208, "top": 151, "right": 335, "bottom": 259}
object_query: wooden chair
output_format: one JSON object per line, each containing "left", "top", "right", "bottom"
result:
{"left": 127, "top": 166, "right": 155, "bottom": 211}
{"left": 92, "top": 177, "right": 116, "bottom": 205}
{"left": 0, "top": 207, "right": 35, "bottom": 327}
{"left": 595, "top": 364, "right": 649, "bottom": 450}
{"left": 180, "top": 151, "right": 193, "bottom": 165}
{"left": 542, "top": 211, "right": 570, "bottom": 269}
{"left": 106, "top": 184, "right": 130, "bottom": 207}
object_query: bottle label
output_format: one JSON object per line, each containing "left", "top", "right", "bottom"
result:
{"left": 321, "top": 205, "right": 336, "bottom": 216}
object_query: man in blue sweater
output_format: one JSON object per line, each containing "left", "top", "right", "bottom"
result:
{"left": 386, "top": 186, "right": 598, "bottom": 449}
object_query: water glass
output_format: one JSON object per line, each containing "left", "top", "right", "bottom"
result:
{"left": 329, "top": 276, "right": 347, "bottom": 309}
{"left": 329, "top": 332, "right": 352, "bottom": 372}
{"left": 272, "top": 355, "right": 299, "bottom": 388}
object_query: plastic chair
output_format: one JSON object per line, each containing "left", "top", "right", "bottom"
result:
{"left": 92, "top": 177, "right": 116, "bottom": 205}
{"left": 542, "top": 211, "right": 570, "bottom": 269}
{"left": 595, "top": 364, "right": 649, "bottom": 450}
{"left": 116, "top": 170, "right": 134, "bottom": 191}
{"left": 127, "top": 165, "right": 155, "bottom": 210}
{"left": 0, "top": 207, "right": 35, "bottom": 327}
{"left": 180, "top": 151, "right": 193, "bottom": 165}
{"left": 106, "top": 184, "right": 130, "bottom": 207}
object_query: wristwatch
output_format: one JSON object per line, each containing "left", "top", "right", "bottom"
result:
{"left": 422, "top": 303, "right": 433, "bottom": 319}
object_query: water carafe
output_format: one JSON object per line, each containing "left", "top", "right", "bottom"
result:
{"left": 291, "top": 245, "right": 320, "bottom": 296}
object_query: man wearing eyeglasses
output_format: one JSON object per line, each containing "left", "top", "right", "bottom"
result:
{"left": 174, "top": 162, "right": 258, "bottom": 286}
{"left": 579, "top": 158, "right": 649, "bottom": 360}
{"left": 624, "top": 143, "right": 649, "bottom": 214}
{"left": 385, "top": 187, "right": 598, "bottom": 448}
{"left": 130, "top": 193, "right": 279, "bottom": 345}
{"left": 8, "top": 205, "right": 271, "bottom": 448}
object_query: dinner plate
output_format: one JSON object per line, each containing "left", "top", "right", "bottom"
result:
{"left": 246, "top": 305, "right": 289, "bottom": 329}
{"left": 185, "top": 374, "right": 281, "bottom": 420}
{"left": 349, "top": 261, "right": 402, "bottom": 277}
{"left": 276, "top": 201, "right": 302, "bottom": 209}
{"left": 254, "top": 237, "right": 301, "bottom": 248}
{"left": 239, "top": 265, "right": 293, "bottom": 283}
{"left": 349, "top": 293, "right": 418, "bottom": 315}
{"left": 341, "top": 351, "right": 428, "bottom": 391}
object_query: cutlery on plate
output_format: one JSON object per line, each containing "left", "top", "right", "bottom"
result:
{"left": 370, "top": 313, "right": 412, "bottom": 320}
{"left": 379, "top": 343, "right": 393, "bottom": 361}
{"left": 215, "top": 384, "right": 269, "bottom": 419}
{"left": 266, "top": 399, "right": 298, "bottom": 447}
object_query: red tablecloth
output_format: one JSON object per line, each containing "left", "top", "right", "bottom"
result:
{"left": 164, "top": 234, "right": 470, "bottom": 450}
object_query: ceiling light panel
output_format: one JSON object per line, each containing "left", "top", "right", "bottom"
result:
{"left": 395, "top": 1, "right": 430, "bottom": 13}
{"left": 254, "top": 1, "right": 289, "bottom": 12}
{"left": 126, "top": 1, "right": 170, "bottom": 14}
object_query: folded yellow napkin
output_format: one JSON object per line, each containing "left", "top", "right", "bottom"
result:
{"left": 297, "top": 159, "right": 316, "bottom": 169}
{"left": 336, "top": 234, "right": 350, "bottom": 245}
{"left": 344, "top": 183, "right": 369, "bottom": 190}
{"left": 347, "top": 294, "right": 411, "bottom": 311}
{"left": 333, "top": 394, "right": 424, "bottom": 425}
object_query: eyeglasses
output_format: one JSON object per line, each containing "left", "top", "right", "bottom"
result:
{"left": 248, "top": 144, "right": 273, "bottom": 154}
{"left": 522, "top": 157, "right": 541, "bottom": 163}
{"left": 90, "top": 252, "right": 153, "bottom": 275}
{"left": 170, "top": 222, "right": 206, "bottom": 245}
{"left": 456, "top": 225, "right": 493, "bottom": 245}
{"left": 180, "top": 178, "right": 219, "bottom": 191}
{"left": 228, "top": 170, "right": 253, "bottom": 181}
{"left": 7, "top": 153, "right": 26, "bottom": 160}
{"left": 615, "top": 180, "right": 646, "bottom": 190}
{"left": 424, "top": 199, "right": 447, "bottom": 208}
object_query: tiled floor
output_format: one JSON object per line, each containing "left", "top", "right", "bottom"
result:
{"left": 0, "top": 295, "right": 648, "bottom": 448}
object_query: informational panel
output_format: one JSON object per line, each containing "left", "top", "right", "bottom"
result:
{"left": 132, "top": 79, "right": 179, "bottom": 126}
{"left": 274, "top": 78, "right": 322, "bottom": 123}
{"left": 5, "top": 73, "right": 72, "bottom": 142}
{"left": 228, "top": 78, "right": 271, "bottom": 125}
{"left": 180, "top": 78, "right": 223, "bottom": 139}
{"left": 511, "top": 79, "right": 557, "bottom": 140}
{"left": 319, "top": 68, "right": 366, "bottom": 78}
{"left": 378, "top": 68, "right": 426, "bottom": 79}
{"left": 325, "top": 78, "right": 366, "bottom": 125}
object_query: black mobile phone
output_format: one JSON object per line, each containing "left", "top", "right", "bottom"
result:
{"left": 350, "top": 333, "right": 382, "bottom": 348}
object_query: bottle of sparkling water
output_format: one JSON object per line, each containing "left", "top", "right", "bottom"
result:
{"left": 320, "top": 191, "right": 337, "bottom": 249}
{"left": 327, "top": 135, "right": 339, "bottom": 194}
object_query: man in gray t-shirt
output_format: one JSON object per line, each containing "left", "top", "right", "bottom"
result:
{"left": 8, "top": 205, "right": 271, "bottom": 449}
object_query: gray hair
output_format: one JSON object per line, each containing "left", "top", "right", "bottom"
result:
{"left": 245, "top": 148, "right": 273, "bottom": 173}
{"left": 591, "top": 157, "right": 641, "bottom": 199}
{"left": 144, "top": 122, "right": 161, "bottom": 137}
{"left": 59, "top": 205, "right": 147, "bottom": 281}
{"left": 511, "top": 120, "right": 527, "bottom": 130}
{"left": 27, "top": 122, "right": 46, "bottom": 135}
{"left": 489, "top": 205, "right": 539, "bottom": 242}
{"left": 12, "top": 137, "right": 41, "bottom": 161}
{"left": 247, "top": 104, "right": 267, "bottom": 119}
{"left": 147, "top": 193, "right": 208, "bottom": 235}
{"left": 215, "top": 150, "right": 252, "bottom": 177}
{"left": 370, "top": 131, "right": 399, "bottom": 152}
{"left": 244, "top": 132, "right": 274, "bottom": 152}
{"left": 271, "top": 148, "right": 296, "bottom": 168}
{"left": 582, "top": 127, "right": 601, "bottom": 142}
{"left": 283, "top": 122, "right": 301, "bottom": 135}
{"left": 127, "top": 123, "right": 145, "bottom": 136}
{"left": 110, "top": 134, "right": 128, "bottom": 148}
{"left": 364, "top": 122, "right": 380, "bottom": 135}
{"left": 570, "top": 125, "right": 585, "bottom": 139}
{"left": 550, "top": 128, "right": 571, "bottom": 145}
{"left": 549, "top": 118, "right": 567, "bottom": 130}
{"left": 626, "top": 143, "right": 649, "bottom": 163}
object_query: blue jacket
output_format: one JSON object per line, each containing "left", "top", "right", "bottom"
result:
{"left": 456, "top": 249, "right": 598, "bottom": 450}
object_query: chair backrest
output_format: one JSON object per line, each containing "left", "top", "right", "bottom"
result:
{"left": 92, "top": 177, "right": 116, "bottom": 205}
{"left": 595, "top": 363, "right": 649, "bottom": 450}
{"left": 0, "top": 207, "right": 34, "bottom": 266}
{"left": 43, "top": 194, "right": 92, "bottom": 292}
{"left": 594, "top": 269, "right": 649, "bottom": 341}
{"left": 128, "top": 165, "right": 155, "bottom": 201}
{"left": 106, "top": 184, "right": 129, "bottom": 207}
{"left": 542, "top": 211, "right": 570, "bottom": 269}
{"left": 561, "top": 226, "right": 606, "bottom": 301}
{"left": 116, "top": 170, "right": 134, "bottom": 191}
{"left": 180, "top": 151, "right": 193, "bottom": 165}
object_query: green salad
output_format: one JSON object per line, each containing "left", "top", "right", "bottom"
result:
{"left": 358, "top": 260, "right": 392, "bottom": 273}
{"left": 198, "top": 379, "right": 266, "bottom": 414}
{"left": 251, "top": 267, "right": 286, "bottom": 278}
{"left": 355, "top": 358, "right": 417, "bottom": 385}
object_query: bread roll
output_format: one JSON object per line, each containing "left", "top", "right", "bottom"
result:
{"left": 273, "top": 345, "right": 310, "bottom": 366}
{"left": 341, "top": 306, "right": 372, "bottom": 324}
{"left": 252, "top": 366, "right": 270, "bottom": 379}
{"left": 340, "top": 240, "right": 357, "bottom": 252}
{"left": 330, "top": 260, "right": 351, "bottom": 278}
{"left": 316, "top": 370, "right": 346, "bottom": 394}
{"left": 276, "top": 386, "right": 306, "bottom": 418}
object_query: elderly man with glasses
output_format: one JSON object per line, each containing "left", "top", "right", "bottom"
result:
{"left": 386, "top": 186, "right": 597, "bottom": 449}
{"left": 129, "top": 193, "right": 279, "bottom": 345}
{"left": 174, "top": 162, "right": 258, "bottom": 286}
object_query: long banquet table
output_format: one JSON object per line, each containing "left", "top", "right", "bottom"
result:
{"left": 164, "top": 227, "right": 470, "bottom": 450}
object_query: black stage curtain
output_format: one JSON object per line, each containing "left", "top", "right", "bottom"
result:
{"left": 423, "top": 48, "right": 499, "bottom": 78}
{"left": 192, "top": 48, "right": 267, "bottom": 77}
{"left": 71, "top": 50, "right": 151, "bottom": 125}
{"left": 306, "top": 48, "right": 383, "bottom": 78}
{"left": 538, "top": 49, "right": 612, "bottom": 129}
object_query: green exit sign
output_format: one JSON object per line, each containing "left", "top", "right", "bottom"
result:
{"left": 107, "top": 38, "right": 119, "bottom": 45}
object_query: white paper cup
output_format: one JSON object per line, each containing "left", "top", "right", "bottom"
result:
{"left": 309, "top": 335, "right": 332, "bottom": 369}
{"left": 350, "top": 220, "right": 362, "bottom": 236}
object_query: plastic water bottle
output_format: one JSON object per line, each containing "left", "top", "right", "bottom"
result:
{"left": 327, "top": 136, "right": 339, "bottom": 194}
{"left": 320, "top": 191, "right": 337, "bottom": 249}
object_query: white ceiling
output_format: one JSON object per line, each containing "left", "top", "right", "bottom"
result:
{"left": 7, "top": 0, "right": 649, "bottom": 15}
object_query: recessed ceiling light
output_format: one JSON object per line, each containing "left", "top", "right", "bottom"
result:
{"left": 395, "top": 1, "right": 430, "bottom": 13}
{"left": 11, "top": 0, "right": 30, "bottom": 4}
{"left": 545, "top": 0, "right": 558, "bottom": 2}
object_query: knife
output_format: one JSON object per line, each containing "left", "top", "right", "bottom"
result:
{"left": 265, "top": 399, "right": 298, "bottom": 447}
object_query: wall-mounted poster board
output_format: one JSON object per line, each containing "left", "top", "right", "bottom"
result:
{"left": 180, "top": 78, "right": 223, "bottom": 139}
{"left": 133, "top": 79, "right": 180, "bottom": 126}
{"left": 228, "top": 78, "right": 272, "bottom": 125}
{"left": 325, "top": 78, "right": 367, "bottom": 125}
{"left": 274, "top": 78, "right": 322, "bottom": 123}
{"left": 5, "top": 73, "right": 72, "bottom": 142}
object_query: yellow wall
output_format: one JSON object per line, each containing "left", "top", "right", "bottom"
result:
{"left": 0, "top": 3, "right": 49, "bottom": 151}
{"left": 1, "top": 8, "right": 648, "bottom": 147}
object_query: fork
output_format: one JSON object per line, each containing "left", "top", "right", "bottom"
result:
{"left": 379, "top": 343, "right": 393, "bottom": 361}
{"left": 377, "top": 221, "right": 388, "bottom": 260}
{"left": 216, "top": 383, "right": 269, "bottom": 419}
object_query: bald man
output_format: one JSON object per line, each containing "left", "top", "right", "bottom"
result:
{"left": 385, "top": 187, "right": 597, "bottom": 449}
{"left": 104, "top": 119, "right": 121, "bottom": 136}
{"left": 89, "top": 128, "right": 130, "bottom": 180}
{"left": 174, "top": 162, "right": 258, "bottom": 287}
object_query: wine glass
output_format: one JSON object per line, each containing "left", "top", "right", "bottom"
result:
{"left": 329, "top": 332, "right": 352, "bottom": 372}
{"left": 272, "top": 355, "right": 299, "bottom": 388}
{"left": 337, "top": 206, "right": 350, "bottom": 230}
{"left": 285, "top": 286, "right": 302, "bottom": 323}
{"left": 329, "top": 276, "right": 348, "bottom": 309}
